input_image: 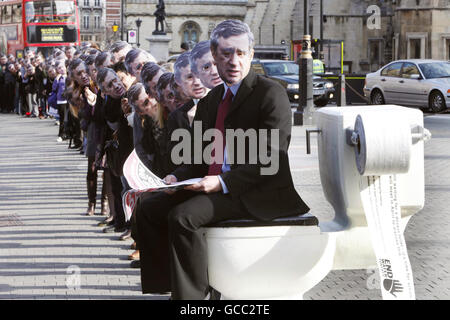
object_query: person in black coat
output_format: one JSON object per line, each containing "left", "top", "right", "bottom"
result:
{"left": 33, "top": 56, "right": 47, "bottom": 118}
{"left": 0, "top": 54, "right": 7, "bottom": 113}
{"left": 4, "top": 63, "right": 17, "bottom": 113}
{"left": 134, "top": 20, "right": 309, "bottom": 300}
{"left": 24, "top": 65, "right": 39, "bottom": 117}
{"left": 96, "top": 67, "right": 135, "bottom": 234}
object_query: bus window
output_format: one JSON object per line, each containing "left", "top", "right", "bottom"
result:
{"left": 53, "top": 1, "right": 75, "bottom": 23}
{"left": 26, "top": 1, "right": 53, "bottom": 23}
{"left": 2, "top": 5, "right": 12, "bottom": 24}
{"left": 12, "top": 5, "right": 22, "bottom": 23}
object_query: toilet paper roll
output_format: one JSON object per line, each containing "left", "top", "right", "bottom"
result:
{"left": 354, "top": 114, "right": 411, "bottom": 176}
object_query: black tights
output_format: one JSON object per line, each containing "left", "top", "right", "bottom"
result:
{"left": 87, "top": 156, "right": 98, "bottom": 205}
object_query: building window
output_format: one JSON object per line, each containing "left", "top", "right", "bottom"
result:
{"left": 94, "top": 15, "right": 100, "bottom": 29}
{"left": 406, "top": 33, "right": 427, "bottom": 59}
{"left": 370, "top": 41, "right": 380, "bottom": 62}
{"left": 84, "top": 0, "right": 89, "bottom": 6}
{"left": 12, "top": 4, "right": 22, "bottom": 23}
{"left": 369, "top": 39, "right": 383, "bottom": 71}
{"left": 95, "top": 0, "right": 100, "bottom": 6}
{"left": 2, "top": 5, "right": 12, "bottom": 24}
{"left": 410, "top": 39, "right": 421, "bottom": 59}
{"left": 446, "top": 39, "right": 450, "bottom": 60}
{"left": 182, "top": 21, "right": 200, "bottom": 45}
{"left": 83, "top": 15, "right": 89, "bottom": 30}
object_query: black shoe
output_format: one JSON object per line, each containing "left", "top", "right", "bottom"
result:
{"left": 98, "top": 216, "right": 114, "bottom": 227}
{"left": 114, "top": 225, "right": 127, "bottom": 233}
{"left": 103, "top": 225, "right": 116, "bottom": 233}
{"left": 69, "top": 144, "right": 81, "bottom": 149}
{"left": 119, "top": 229, "right": 132, "bottom": 241}
{"left": 130, "top": 260, "right": 140, "bottom": 269}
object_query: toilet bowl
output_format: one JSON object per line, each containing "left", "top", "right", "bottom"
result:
{"left": 202, "top": 106, "right": 427, "bottom": 300}
{"left": 203, "top": 214, "right": 336, "bottom": 300}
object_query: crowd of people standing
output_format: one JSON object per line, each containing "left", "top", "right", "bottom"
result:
{"left": 0, "top": 38, "right": 219, "bottom": 270}
{"left": 1, "top": 19, "right": 307, "bottom": 300}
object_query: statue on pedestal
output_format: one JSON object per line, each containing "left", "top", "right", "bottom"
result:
{"left": 153, "top": 0, "right": 166, "bottom": 35}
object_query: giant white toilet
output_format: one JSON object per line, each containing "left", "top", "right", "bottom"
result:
{"left": 202, "top": 105, "right": 429, "bottom": 300}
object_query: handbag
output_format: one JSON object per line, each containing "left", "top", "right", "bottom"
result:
{"left": 104, "top": 136, "right": 122, "bottom": 177}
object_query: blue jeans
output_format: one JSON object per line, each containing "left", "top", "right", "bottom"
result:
{"left": 39, "top": 97, "right": 47, "bottom": 116}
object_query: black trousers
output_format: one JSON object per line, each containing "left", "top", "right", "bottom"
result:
{"left": 5, "top": 83, "right": 15, "bottom": 112}
{"left": 87, "top": 156, "right": 99, "bottom": 205}
{"left": 102, "top": 169, "right": 115, "bottom": 218}
{"left": 135, "top": 190, "right": 251, "bottom": 300}
{"left": 57, "top": 103, "right": 67, "bottom": 137}
{"left": 110, "top": 173, "right": 126, "bottom": 229}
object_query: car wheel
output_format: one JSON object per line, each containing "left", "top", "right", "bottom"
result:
{"left": 370, "top": 90, "right": 385, "bottom": 105}
{"left": 429, "top": 91, "right": 446, "bottom": 113}
{"left": 314, "top": 98, "right": 329, "bottom": 107}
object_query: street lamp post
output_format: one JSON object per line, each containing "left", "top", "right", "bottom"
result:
{"left": 320, "top": 0, "right": 324, "bottom": 58}
{"left": 135, "top": 18, "right": 142, "bottom": 48}
{"left": 294, "top": 0, "right": 314, "bottom": 126}
{"left": 120, "top": 0, "right": 124, "bottom": 40}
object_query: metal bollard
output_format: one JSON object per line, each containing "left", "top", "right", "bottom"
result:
{"left": 337, "top": 74, "right": 347, "bottom": 106}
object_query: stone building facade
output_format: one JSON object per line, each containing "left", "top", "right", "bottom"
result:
{"left": 79, "top": 0, "right": 106, "bottom": 47}
{"left": 125, "top": 0, "right": 247, "bottom": 55}
{"left": 119, "top": 0, "right": 450, "bottom": 73}
{"left": 394, "top": 0, "right": 450, "bottom": 62}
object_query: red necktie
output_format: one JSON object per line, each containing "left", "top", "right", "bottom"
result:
{"left": 208, "top": 89, "right": 234, "bottom": 175}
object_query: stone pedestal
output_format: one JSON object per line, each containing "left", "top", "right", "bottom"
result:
{"left": 146, "top": 34, "right": 171, "bottom": 62}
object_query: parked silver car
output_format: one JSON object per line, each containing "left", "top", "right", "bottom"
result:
{"left": 364, "top": 59, "right": 450, "bottom": 112}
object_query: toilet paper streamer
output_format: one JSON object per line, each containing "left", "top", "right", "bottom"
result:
{"left": 356, "top": 114, "right": 415, "bottom": 299}
{"left": 354, "top": 114, "right": 411, "bottom": 176}
{"left": 360, "top": 176, "right": 415, "bottom": 300}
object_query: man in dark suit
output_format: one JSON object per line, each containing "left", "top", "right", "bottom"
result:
{"left": 135, "top": 19, "right": 309, "bottom": 300}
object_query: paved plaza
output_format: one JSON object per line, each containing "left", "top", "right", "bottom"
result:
{"left": 0, "top": 110, "right": 449, "bottom": 300}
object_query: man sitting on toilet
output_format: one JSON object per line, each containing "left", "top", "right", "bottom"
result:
{"left": 134, "top": 19, "right": 310, "bottom": 300}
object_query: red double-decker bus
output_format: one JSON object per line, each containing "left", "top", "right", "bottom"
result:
{"left": 0, "top": 0, "right": 80, "bottom": 58}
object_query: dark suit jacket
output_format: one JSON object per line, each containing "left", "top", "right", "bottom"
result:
{"left": 172, "top": 69, "right": 309, "bottom": 221}
{"left": 104, "top": 96, "right": 134, "bottom": 176}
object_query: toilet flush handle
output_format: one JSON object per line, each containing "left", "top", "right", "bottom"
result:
{"left": 306, "top": 129, "right": 321, "bottom": 154}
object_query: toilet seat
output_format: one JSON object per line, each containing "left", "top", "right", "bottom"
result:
{"left": 205, "top": 212, "right": 318, "bottom": 228}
